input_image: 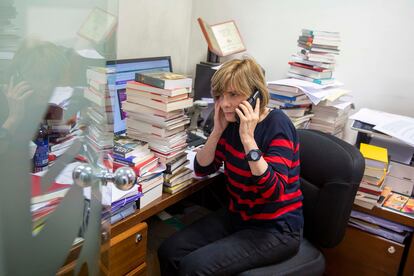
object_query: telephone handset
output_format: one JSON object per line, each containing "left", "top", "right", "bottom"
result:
{"left": 235, "top": 89, "right": 262, "bottom": 123}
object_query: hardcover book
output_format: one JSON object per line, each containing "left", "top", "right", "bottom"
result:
{"left": 135, "top": 71, "right": 192, "bottom": 90}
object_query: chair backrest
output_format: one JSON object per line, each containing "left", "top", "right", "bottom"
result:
{"left": 297, "top": 129, "right": 365, "bottom": 248}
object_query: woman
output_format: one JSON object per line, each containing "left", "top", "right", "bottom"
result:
{"left": 158, "top": 57, "right": 303, "bottom": 275}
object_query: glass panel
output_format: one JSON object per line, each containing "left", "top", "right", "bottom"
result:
{"left": 0, "top": 0, "right": 118, "bottom": 274}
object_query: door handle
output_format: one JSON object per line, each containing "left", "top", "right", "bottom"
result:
{"left": 72, "top": 164, "right": 136, "bottom": 191}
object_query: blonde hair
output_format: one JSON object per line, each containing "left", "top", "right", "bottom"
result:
{"left": 211, "top": 57, "right": 269, "bottom": 113}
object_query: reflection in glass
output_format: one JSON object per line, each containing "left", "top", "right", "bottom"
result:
{"left": 0, "top": 0, "right": 118, "bottom": 275}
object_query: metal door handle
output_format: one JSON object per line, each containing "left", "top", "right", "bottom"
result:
{"left": 72, "top": 164, "right": 136, "bottom": 191}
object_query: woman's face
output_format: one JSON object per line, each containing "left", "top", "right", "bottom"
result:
{"left": 217, "top": 87, "right": 248, "bottom": 122}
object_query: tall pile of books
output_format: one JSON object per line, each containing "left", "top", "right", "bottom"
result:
{"left": 267, "top": 81, "right": 313, "bottom": 128}
{"left": 354, "top": 143, "right": 388, "bottom": 209}
{"left": 0, "top": 0, "right": 20, "bottom": 84}
{"left": 84, "top": 67, "right": 115, "bottom": 167}
{"left": 112, "top": 136, "right": 163, "bottom": 209}
{"left": 124, "top": 71, "right": 194, "bottom": 194}
{"left": 289, "top": 29, "right": 340, "bottom": 85}
{"left": 307, "top": 98, "right": 353, "bottom": 138}
{"left": 286, "top": 29, "right": 352, "bottom": 136}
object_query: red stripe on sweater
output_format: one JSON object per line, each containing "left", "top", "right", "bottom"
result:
{"left": 218, "top": 138, "right": 226, "bottom": 146}
{"left": 264, "top": 155, "right": 292, "bottom": 168}
{"left": 229, "top": 184, "right": 302, "bottom": 206}
{"left": 288, "top": 175, "right": 299, "bottom": 184}
{"left": 292, "top": 160, "right": 300, "bottom": 167}
{"left": 238, "top": 201, "right": 303, "bottom": 221}
{"left": 226, "top": 162, "right": 252, "bottom": 177}
{"left": 225, "top": 142, "right": 246, "bottom": 159}
{"left": 216, "top": 150, "right": 225, "bottom": 161}
{"left": 294, "top": 143, "right": 300, "bottom": 153}
{"left": 269, "top": 138, "right": 294, "bottom": 150}
{"left": 226, "top": 172, "right": 258, "bottom": 192}
{"left": 257, "top": 170, "right": 270, "bottom": 185}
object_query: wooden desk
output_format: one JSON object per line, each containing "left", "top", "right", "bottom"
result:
{"left": 323, "top": 205, "right": 414, "bottom": 276}
{"left": 59, "top": 173, "right": 223, "bottom": 275}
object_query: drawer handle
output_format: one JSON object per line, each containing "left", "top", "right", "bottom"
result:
{"left": 388, "top": 246, "right": 396, "bottom": 254}
{"left": 101, "top": 231, "right": 109, "bottom": 241}
{"left": 135, "top": 233, "right": 143, "bottom": 243}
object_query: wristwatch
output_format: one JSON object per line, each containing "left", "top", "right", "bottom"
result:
{"left": 245, "top": 149, "right": 262, "bottom": 161}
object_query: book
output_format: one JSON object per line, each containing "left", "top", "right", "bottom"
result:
{"left": 359, "top": 143, "right": 389, "bottom": 170}
{"left": 126, "top": 89, "right": 189, "bottom": 104}
{"left": 126, "top": 81, "right": 191, "bottom": 97}
{"left": 163, "top": 179, "right": 194, "bottom": 194}
{"left": 138, "top": 183, "right": 163, "bottom": 209}
{"left": 113, "top": 151, "right": 155, "bottom": 166}
{"left": 164, "top": 153, "right": 189, "bottom": 174}
{"left": 113, "top": 136, "right": 148, "bottom": 158}
{"left": 197, "top": 17, "right": 246, "bottom": 57}
{"left": 135, "top": 71, "right": 192, "bottom": 90}
{"left": 127, "top": 119, "right": 187, "bottom": 137}
{"left": 382, "top": 161, "right": 414, "bottom": 196}
{"left": 289, "top": 65, "right": 332, "bottom": 79}
{"left": 114, "top": 155, "right": 159, "bottom": 176}
{"left": 267, "top": 83, "right": 302, "bottom": 94}
{"left": 383, "top": 193, "right": 410, "bottom": 211}
{"left": 269, "top": 93, "right": 309, "bottom": 103}
{"left": 127, "top": 96, "right": 193, "bottom": 113}
{"left": 401, "top": 198, "right": 414, "bottom": 215}
{"left": 286, "top": 71, "right": 335, "bottom": 85}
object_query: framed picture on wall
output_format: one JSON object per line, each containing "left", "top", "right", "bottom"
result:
{"left": 78, "top": 7, "right": 117, "bottom": 44}
{"left": 197, "top": 17, "right": 246, "bottom": 57}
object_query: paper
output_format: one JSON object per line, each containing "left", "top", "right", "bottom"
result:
{"left": 267, "top": 78, "right": 345, "bottom": 105}
{"left": 48, "top": 87, "right": 73, "bottom": 108}
{"left": 374, "top": 118, "right": 414, "bottom": 147}
{"left": 349, "top": 108, "right": 403, "bottom": 126}
{"left": 76, "top": 48, "right": 105, "bottom": 59}
{"left": 371, "top": 136, "right": 414, "bottom": 165}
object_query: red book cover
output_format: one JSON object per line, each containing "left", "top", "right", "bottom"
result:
{"left": 31, "top": 175, "right": 72, "bottom": 197}
{"left": 288, "top": 61, "right": 325, "bottom": 72}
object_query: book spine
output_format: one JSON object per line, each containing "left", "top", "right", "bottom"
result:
{"left": 135, "top": 73, "right": 165, "bottom": 89}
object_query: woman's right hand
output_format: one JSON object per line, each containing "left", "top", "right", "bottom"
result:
{"left": 3, "top": 77, "right": 34, "bottom": 131}
{"left": 212, "top": 99, "right": 228, "bottom": 135}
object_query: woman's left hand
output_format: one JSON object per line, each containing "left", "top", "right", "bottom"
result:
{"left": 235, "top": 98, "right": 260, "bottom": 145}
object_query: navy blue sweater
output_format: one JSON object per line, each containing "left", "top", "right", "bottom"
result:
{"left": 194, "top": 109, "right": 303, "bottom": 231}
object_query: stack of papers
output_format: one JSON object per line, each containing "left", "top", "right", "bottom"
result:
{"left": 350, "top": 108, "right": 414, "bottom": 148}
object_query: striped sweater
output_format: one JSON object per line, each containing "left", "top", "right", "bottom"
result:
{"left": 194, "top": 109, "right": 303, "bottom": 231}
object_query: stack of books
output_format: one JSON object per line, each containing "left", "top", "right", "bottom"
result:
{"left": 101, "top": 182, "right": 143, "bottom": 224}
{"left": 112, "top": 136, "right": 158, "bottom": 177}
{"left": 354, "top": 143, "right": 389, "bottom": 209}
{"left": 31, "top": 162, "right": 80, "bottom": 235}
{"left": 124, "top": 71, "right": 192, "bottom": 163}
{"left": 84, "top": 67, "right": 115, "bottom": 166}
{"left": 307, "top": 98, "right": 353, "bottom": 138}
{"left": 137, "top": 171, "right": 164, "bottom": 209}
{"left": 266, "top": 82, "right": 313, "bottom": 128}
{"left": 124, "top": 71, "right": 194, "bottom": 193}
{"left": 289, "top": 29, "right": 340, "bottom": 85}
{"left": 382, "top": 193, "right": 414, "bottom": 217}
{"left": 163, "top": 153, "right": 193, "bottom": 194}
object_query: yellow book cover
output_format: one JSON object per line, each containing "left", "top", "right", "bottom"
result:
{"left": 360, "top": 143, "right": 388, "bottom": 164}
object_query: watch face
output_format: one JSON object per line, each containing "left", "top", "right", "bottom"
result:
{"left": 247, "top": 149, "right": 262, "bottom": 161}
{"left": 251, "top": 151, "right": 260, "bottom": 160}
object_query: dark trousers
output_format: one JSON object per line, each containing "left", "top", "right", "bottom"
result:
{"left": 158, "top": 209, "right": 301, "bottom": 276}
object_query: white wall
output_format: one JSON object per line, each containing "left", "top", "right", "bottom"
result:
{"left": 117, "top": 0, "right": 414, "bottom": 120}
{"left": 187, "top": 0, "right": 414, "bottom": 118}
{"left": 117, "top": 0, "right": 193, "bottom": 74}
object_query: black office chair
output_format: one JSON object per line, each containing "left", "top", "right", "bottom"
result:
{"left": 239, "top": 129, "right": 365, "bottom": 276}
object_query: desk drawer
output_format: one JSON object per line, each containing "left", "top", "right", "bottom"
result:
{"left": 108, "top": 222, "right": 147, "bottom": 275}
{"left": 323, "top": 226, "right": 405, "bottom": 276}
